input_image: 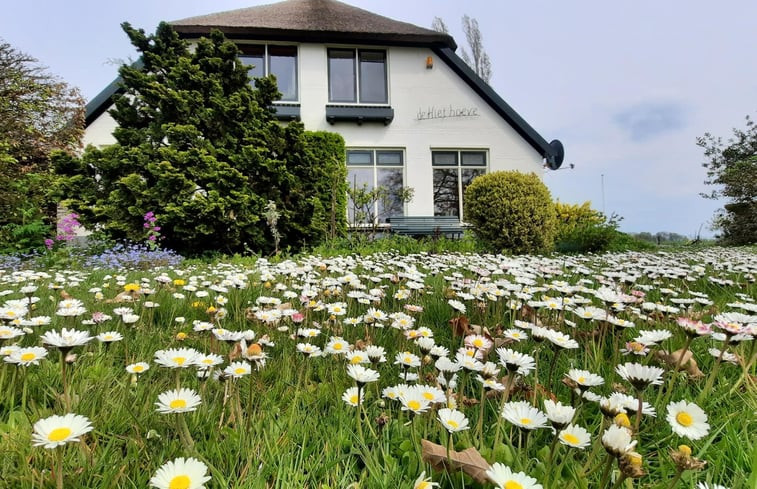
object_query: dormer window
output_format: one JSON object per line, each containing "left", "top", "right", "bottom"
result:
{"left": 328, "top": 49, "right": 387, "bottom": 104}
{"left": 239, "top": 44, "right": 298, "bottom": 101}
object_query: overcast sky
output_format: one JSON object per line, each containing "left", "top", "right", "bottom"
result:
{"left": 3, "top": 0, "right": 755, "bottom": 237}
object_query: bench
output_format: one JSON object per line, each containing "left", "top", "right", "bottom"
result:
{"left": 387, "top": 215, "right": 465, "bottom": 238}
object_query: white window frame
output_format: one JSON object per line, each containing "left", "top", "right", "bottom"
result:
{"left": 238, "top": 43, "right": 299, "bottom": 102}
{"left": 346, "top": 148, "right": 406, "bottom": 226}
{"left": 327, "top": 48, "right": 389, "bottom": 105}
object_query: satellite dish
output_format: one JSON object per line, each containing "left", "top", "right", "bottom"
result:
{"left": 546, "top": 139, "right": 565, "bottom": 170}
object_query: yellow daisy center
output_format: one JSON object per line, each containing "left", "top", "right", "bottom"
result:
{"left": 473, "top": 338, "right": 483, "bottom": 347}
{"left": 132, "top": 365, "right": 144, "bottom": 372}
{"left": 350, "top": 356, "right": 363, "bottom": 364}
{"left": 202, "top": 359, "right": 213, "bottom": 365}
{"left": 408, "top": 400, "right": 421, "bottom": 411}
{"left": 170, "top": 399, "right": 187, "bottom": 409}
{"left": 520, "top": 418, "right": 532, "bottom": 425}
{"left": 562, "top": 433, "right": 580, "bottom": 445}
{"left": 404, "top": 356, "right": 413, "bottom": 363}
{"left": 333, "top": 343, "right": 343, "bottom": 350}
{"left": 447, "top": 420, "right": 459, "bottom": 429}
{"left": 676, "top": 412, "right": 693, "bottom": 427}
{"left": 417, "top": 482, "right": 431, "bottom": 489}
{"left": 0, "top": 329, "right": 10, "bottom": 336}
{"left": 577, "top": 376, "right": 586, "bottom": 383}
{"left": 504, "top": 481, "right": 523, "bottom": 489}
{"left": 234, "top": 368, "right": 247, "bottom": 375}
{"left": 422, "top": 392, "right": 434, "bottom": 400}
{"left": 168, "top": 475, "right": 191, "bottom": 489}
{"left": 173, "top": 357, "right": 186, "bottom": 365}
{"left": 21, "top": 353, "right": 36, "bottom": 361}
{"left": 48, "top": 427, "right": 72, "bottom": 442}
{"left": 350, "top": 395, "right": 359, "bottom": 404}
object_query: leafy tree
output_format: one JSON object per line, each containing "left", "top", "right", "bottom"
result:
{"left": 698, "top": 115, "right": 757, "bottom": 245}
{"left": 431, "top": 15, "right": 492, "bottom": 83}
{"left": 54, "top": 22, "right": 346, "bottom": 255}
{"left": 0, "top": 40, "right": 85, "bottom": 252}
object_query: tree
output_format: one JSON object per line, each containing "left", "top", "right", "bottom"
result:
{"left": 0, "top": 39, "right": 85, "bottom": 252}
{"left": 432, "top": 15, "right": 492, "bottom": 83}
{"left": 55, "top": 23, "right": 346, "bottom": 255}
{"left": 698, "top": 115, "right": 757, "bottom": 245}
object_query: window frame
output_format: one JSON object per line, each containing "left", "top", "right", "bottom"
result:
{"left": 328, "top": 48, "right": 389, "bottom": 105}
{"left": 238, "top": 43, "right": 299, "bottom": 102}
{"left": 431, "top": 149, "right": 488, "bottom": 220}
{"left": 346, "top": 148, "right": 406, "bottom": 225}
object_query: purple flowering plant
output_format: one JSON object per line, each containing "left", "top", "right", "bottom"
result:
{"left": 143, "top": 211, "right": 162, "bottom": 250}
{"left": 44, "top": 213, "right": 81, "bottom": 250}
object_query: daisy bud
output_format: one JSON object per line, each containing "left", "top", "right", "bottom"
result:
{"left": 620, "top": 451, "right": 645, "bottom": 479}
{"left": 65, "top": 353, "right": 77, "bottom": 363}
{"left": 176, "top": 332, "right": 188, "bottom": 341}
{"left": 678, "top": 444, "right": 692, "bottom": 457}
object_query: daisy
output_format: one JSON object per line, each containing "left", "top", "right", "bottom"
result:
{"left": 496, "top": 347, "right": 536, "bottom": 375}
{"left": 666, "top": 400, "right": 710, "bottom": 440}
{"left": 399, "top": 386, "right": 432, "bottom": 414}
{"left": 601, "top": 424, "right": 636, "bottom": 457}
{"left": 486, "top": 463, "right": 543, "bottom": 489}
{"left": 32, "top": 413, "right": 93, "bottom": 449}
{"left": 4, "top": 346, "right": 48, "bottom": 366}
{"left": 196, "top": 353, "right": 224, "bottom": 369}
{"left": 96, "top": 331, "right": 124, "bottom": 343}
{"left": 616, "top": 362, "right": 664, "bottom": 390}
{"left": 345, "top": 350, "right": 368, "bottom": 364}
{"left": 437, "top": 408, "right": 469, "bottom": 433}
{"left": 149, "top": 457, "right": 211, "bottom": 489}
{"left": 502, "top": 401, "right": 549, "bottom": 430}
{"left": 342, "top": 386, "right": 363, "bottom": 407}
{"left": 565, "top": 368, "right": 604, "bottom": 391}
{"left": 0, "top": 326, "right": 25, "bottom": 340}
{"left": 346, "top": 364, "right": 380, "bottom": 385}
{"left": 558, "top": 424, "right": 591, "bottom": 449}
{"left": 296, "top": 343, "right": 322, "bottom": 357}
{"left": 414, "top": 471, "right": 439, "bottom": 489}
{"left": 395, "top": 351, "right": 421, "bottom": 368}
{"left": 126, "top": 362, "right": 150, "bottom": 374}
{"left": 41, "top": 328, "right": 93, "bottom": 350}
{"left": 154, "top": 348, "right": 201, "bottom": 368}
{"left": 155, "top": 388, "right": 202, "bottom": 414}
{"left": 696, "top": 483, "right": 729, "bottom": 489}
{"left": 365, "top": 345, "right": 387, "bottom": 364}
{"left": 324, "top": 336, "right": 350, "bottom": 355}
{"left": 543, "top": 399, "right": 576, "bottom": 429}
{"left": 224, "top": 361, "right": 252, "bottom": 379}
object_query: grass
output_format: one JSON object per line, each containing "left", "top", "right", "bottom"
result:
{"left": 0, "top": 247, "right": 755, "bottom": 488}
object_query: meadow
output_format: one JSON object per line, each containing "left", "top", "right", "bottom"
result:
{"left": 0, "top": 247, "right": 755, "bottom": 489}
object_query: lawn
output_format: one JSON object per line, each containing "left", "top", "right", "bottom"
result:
{"left": 0, "top": 247, "right": 755, "bottom": 488}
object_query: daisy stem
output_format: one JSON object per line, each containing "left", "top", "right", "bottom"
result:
{"left": 446, "top": 430, "right": 452, "bottom": 465}
{"left": 174, "top": 369, "right": 181, "bottom": 390}
{"left": 60, "top": 350, "right": 70, "bottom": 411}
{"left": 665, "top": 469, "right": 683, "bottom": 489}
{"left": 476, "top": 384, "right": 486, "bottom": 449}
{"left": 598, "top": 454, "right": 614, "bottom": 489}
{"left": 356, "top": 385, "right": 364, "bottom": 442}
{"left": 55, "top": 446, "right": 64, "bottom": 489}
{"left": 610, "top": 473, "right": 627, "bottom": 489}
{"left": 492, "top": 373, "right": 516, "bottom": 455}
{"left": 634, "top": 389, "right": 644, "bottom": 434}
{"left": 674, "top": 336, "right": 693, "bottom": 372}
{"left": 246, "top": 374, "right": 255, "bottom": 432}
{"left": 177, "top": 413, "right": 195, "bottom": 450}
{"left": 698, "top": 339, "right": 728, "bottom": 403}
{"left": 547, "top": 348, "right": 561, "bottom": 394}
{"left": 730, "top": 342, "right": 757, "bottom": 395}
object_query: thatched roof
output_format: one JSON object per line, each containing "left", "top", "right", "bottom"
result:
{"left": 170, "top": 0, "right": 456, "bottom": 49}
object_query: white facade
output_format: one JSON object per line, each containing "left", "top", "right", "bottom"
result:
{"left": 85, "top": 41, "right": 547, "bottom": 219}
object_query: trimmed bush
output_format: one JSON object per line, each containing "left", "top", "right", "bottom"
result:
{"left": 464, "top": 171, "right": 557, "bottom": 254}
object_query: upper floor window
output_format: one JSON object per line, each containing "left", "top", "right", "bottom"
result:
{"left": 239, "top": 45, "right": 298, "bottom": 101}
{"left": 328, "top": 49, "right": 387, "bottom": 104}
{"left": 432, "top": 150, "right": 487, "bottom": 219}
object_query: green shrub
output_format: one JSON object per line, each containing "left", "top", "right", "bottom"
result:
{"left": 464, "top": 171, "right": 557, "bottom": 254}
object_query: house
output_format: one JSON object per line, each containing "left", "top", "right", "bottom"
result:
{"left": 84, "top": 0, "right": 564, "bottom": 223}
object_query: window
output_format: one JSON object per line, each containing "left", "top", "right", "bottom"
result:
{"left": 328, "top": 49, "right": 387, "bottom": 104}
{"left": 432, "top": 150, "right": 487, "bottom": 219}
{"left": 347, "top": 149, "right": 404, "bottom": 224}
{"left": 239, "top": 45, "right": 298, "bottom": 101}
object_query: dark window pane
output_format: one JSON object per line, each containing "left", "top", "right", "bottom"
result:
{"left": 376, "top": 151, "right": 402, "bottom": 166}
{"left": 347, "top": 168, "right": 374, "bottom": 224}
{"left": 378, "top": 168, "right": 404, "bottom": 219}
{"left": 268, "top": 46, "right": 297, "bottom": 101}
{"left": 461, "top": 151, "right": 486, "bottom": 166}
{"left": 329, "top": 49, "right": 356, "bottom": 102}
{"left": 461, "top": 168, "right": 486, "bottom": 219}
{"left": 432, "top": 151, "right": 458, "bottom": 166}
{"left": 433, "top": 168, "right": 460, "bottom": 217}
{"left": 239, "top": 53, "right": 264, "bottom": 80}
{"left": 359, "top": 50, "right": 387, "bottom": 103}
{"left": 347, "top": 150, "right": 373, "bottom": 165}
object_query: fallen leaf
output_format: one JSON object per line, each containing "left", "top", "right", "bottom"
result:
{"left": 656, "top": 349, "right": 704, "bottom": 379}
{"left": 421, "top": 439, "right": 490, "bottom": 484}
{"left": 449, "top": 316, "right": 471, "bottom": 337}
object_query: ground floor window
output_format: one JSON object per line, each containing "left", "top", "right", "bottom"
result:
{"left": 432, "top": 150, "right": 487, "bottom": 218}
{"left": 347, "top": 149, "right": 404, "bottom": 224}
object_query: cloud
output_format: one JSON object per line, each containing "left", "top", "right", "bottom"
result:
{"left": 614, "top": 102, "right": 687, "bottom": 141}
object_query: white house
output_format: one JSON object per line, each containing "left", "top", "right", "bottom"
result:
{"left": 84, "top": 0, "right": 564, "bottom": 223}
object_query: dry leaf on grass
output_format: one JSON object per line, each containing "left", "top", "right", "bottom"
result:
{"left": 656, "top": 349, "right": 704, "bottom": 379}
{"left": 449, "top": 316, "right": 471, "bottom": 337}
{"left": 421, "top": 439, "right": 490, "bottom": 484}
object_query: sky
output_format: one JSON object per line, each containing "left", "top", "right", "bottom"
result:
{"left": 3, "top": 0, "right": 756, "bottom": 238}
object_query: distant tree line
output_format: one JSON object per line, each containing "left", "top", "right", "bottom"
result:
{"left": 630, "top": 232, "right": 689, "bottom": 245}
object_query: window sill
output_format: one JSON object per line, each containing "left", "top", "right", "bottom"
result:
{"left": 272, "top": 103, "right": 300, "bottom": 121}
{"left": 325, "top": 105, "right": 394, "bottom": 125}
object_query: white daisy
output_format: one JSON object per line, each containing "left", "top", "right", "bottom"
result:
{"left": 558, "top": 424, "right": 591, "bottom": 449}
{"left": 666, "top": 400, "right": 710, "bottom": 440}
{"left": 502, "top": 401, "right": 549, "bottom": 430}
{"left": 437, "top": 408, "right": 469, "bottom": 433}
{"left": 155, "top": 388, "right": 202, "bottom": 414}
{"left": 149, "top": 457, "right": 211, "bottom": 489}
{"left": 32, "top": 413, "right": 93, "bottom": 449}
{"left": 486, "top": 462, "right": 543, "bottom": 489}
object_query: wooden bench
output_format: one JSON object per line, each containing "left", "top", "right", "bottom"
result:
{"left": 387, "top": 215, "right": 465, "bottom": 238}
